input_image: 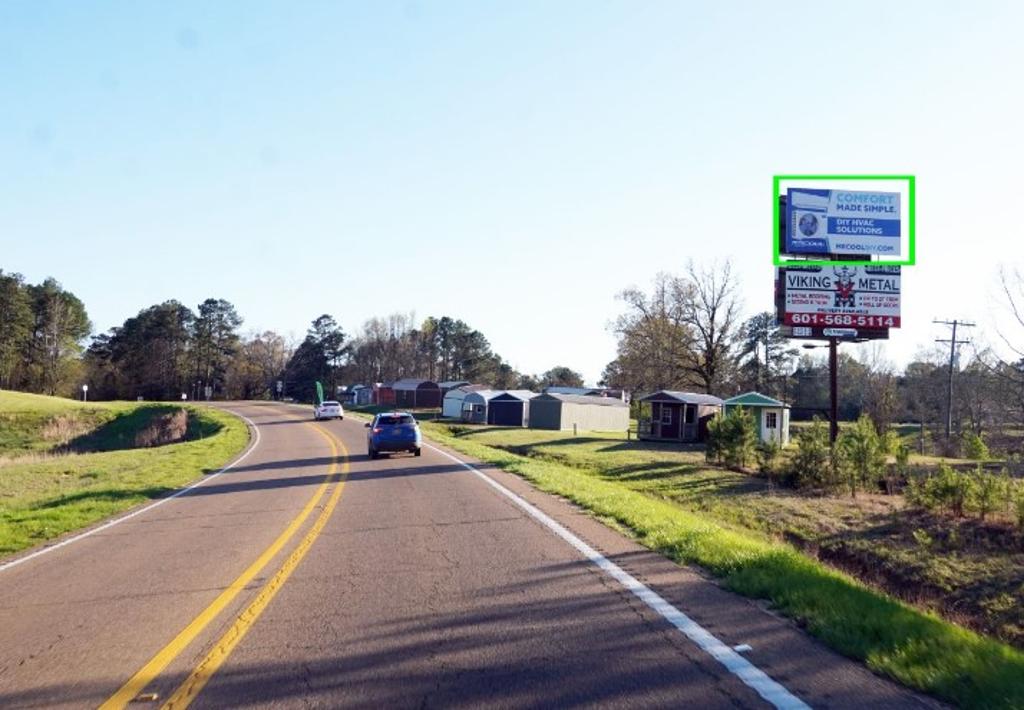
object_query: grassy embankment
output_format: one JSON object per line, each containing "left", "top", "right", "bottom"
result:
{"left": 412, "top": 420, "right": 1024, "bottom": 709}
{"left": 0, "top": 390, "right": 249, "bottom": 557}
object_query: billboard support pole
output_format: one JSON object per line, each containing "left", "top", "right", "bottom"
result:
{"left": 829, "top": 338, "right": 838, "bottom": 444}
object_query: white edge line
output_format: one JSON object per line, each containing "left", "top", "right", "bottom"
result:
{"left": 424, "top": 441, "right": 810, "bottom": 710}
{"left": 0, "top": 409, "right": 262, "bottom": 574}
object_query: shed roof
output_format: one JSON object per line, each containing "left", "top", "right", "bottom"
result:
{"left": 640, "top": 390, "right": 723, "bottom": 406}
{"left": 543, "top": 386, "right": 597, "bottom": 396}
{"left": 438, "top": 380, "right": 471, "bottom": 389}
{"left": 491, "top": 390, "right": 539, "bottom": 401}
{"left": 443, "top": 384, "right": 487, "bottom": 400}
{"left": 462, "top": 390, "right": 501, "bottom": 403}
{"left": 723, "top": 392, "right": 788, "bottom": 408}
{"left": 535, "top": 393, "right": 627, "bottom": 407}
{"left": 391, "top": 378, "right": 440, "bottom": 390}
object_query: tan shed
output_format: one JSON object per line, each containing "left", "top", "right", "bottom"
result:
{"left": 528, "top": 393, "right": 630, "bottom": 432}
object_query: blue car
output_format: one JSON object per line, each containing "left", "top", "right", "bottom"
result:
{"left": 366, "top": 412, "right": 422, "bottom": 458}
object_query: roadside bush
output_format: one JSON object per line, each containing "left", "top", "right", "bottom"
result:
{"left": 837, "top": 415, "right": 886, "bottom": 498}
{"left": 706, "top": 407, "right": 757, "bottom": 470}
{"left": 787, "top": 417, "right": 831, "bottom": 489}
{"left": 962, "top": 431, "right": 990, "bottom": 461}
{"left": 756, "top": 438, "right": 781, "bottom": 489}
{"left": 883, "top": 438, "right": 911, "bottom": 496}
{"left": 1013, "top": 480, "right": 1024, "bottom": 529}
{"left": 705, "top": 415, "right": 723, "bottom": 464}
{"left": 973, "top": 466, "right": 1007, "bottom": 521}
{"left": 923, "top": 464, "right": 976, "bottom": 517}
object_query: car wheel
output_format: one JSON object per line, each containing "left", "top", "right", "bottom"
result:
{"left": 369, "top": 448, "right": 377, "bottom": 460}
{"left": 414, "top": 448, "right": 421, "bottom": 457}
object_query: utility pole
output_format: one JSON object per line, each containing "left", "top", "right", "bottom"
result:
{"left": 934, "top": 319, "right": 974, "bottom": 441}
{"left": 829, "top": 338, "right": 838, "bottom": 444}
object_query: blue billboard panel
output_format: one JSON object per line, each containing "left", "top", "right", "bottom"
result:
{"left": 785, "top": 188, "right": 901, "bottom": 256}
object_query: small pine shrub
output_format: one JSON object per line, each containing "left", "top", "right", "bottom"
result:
{"left": 707, "top": 407, "right": 758, "bottom": 470}
{"left": 787, "top": 417, "right": 831, "bottom": 489}
{"left": 1013, "top": 480, "right": 1024, "bottom": 529}
{"left": 925, "top": 464, "right": 976, "bottom": 517}
{"left": 756, "top": 438, "right": 781, "bottom": 489}
{"left": 837, "top": 415, "right": 886, "bottom": 498}
{"left": 961, "top": 431, "right": 989, "bottom": 461}
{"left": 972, "top": 466, "right": 1006, "bottom": 521}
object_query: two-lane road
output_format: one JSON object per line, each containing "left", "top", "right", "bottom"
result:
{"left": 0, "top": 402, "right": 933, "bottom": 708}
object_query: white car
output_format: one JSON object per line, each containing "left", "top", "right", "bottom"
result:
{"left": 314, "top": 400, "right": 344, "bottom": 421}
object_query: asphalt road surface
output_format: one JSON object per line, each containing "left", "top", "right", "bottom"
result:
{"left": 0, "top": 402, "right": 939, "bottom": 709}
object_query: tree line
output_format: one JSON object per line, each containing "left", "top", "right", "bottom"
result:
{"left": 600, "top": 261, "right": 1024, "bottom": 452}
{"left": 4, "top": 262, "right": 1023, "bottom": 452}
{"left": 0, "top": 271, "right": 91, "bottom": 396}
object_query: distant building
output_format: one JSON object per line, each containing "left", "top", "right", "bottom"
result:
{"left": 438, "top": 380, "right": 471, "bottom": 399}
{"left": 351, "top": 385, "right": 373, "bottom": 406}
{"left": 637, "top": 391, "right": 723, "bottom": 443}
{"left": 373, "top": 382, "right": 395, "bottom": 407}
{"left": 461, "top": 390, "right": 500, "bottom": 424}
{"left": 543, "top": 386, "right": 629, "bottom": 402}
{"left": 391, "top": 379, "right": 442, "bottom": 409}
{"left": 487, "top": 391, "right": 538, "bottom": 427}
{"left": 722, "top": 392, "right": 791, "bottom": 445}
{"left": 529, "top": 393, "right": 629, "bottom": 432}
{"left": 442, "top": 384, "right": 487, "bottom": 419}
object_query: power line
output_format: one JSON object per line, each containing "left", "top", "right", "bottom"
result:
{"left": 933, "top": 319, "right": 975, "bottom": 440}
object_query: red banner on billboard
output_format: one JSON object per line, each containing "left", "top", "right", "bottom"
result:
{"left": 777, "top": 265, "right": 901, "bottom": 334}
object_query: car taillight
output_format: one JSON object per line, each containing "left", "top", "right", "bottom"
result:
{"left": 373, "top": 427, "right": 383, "bottom": 433}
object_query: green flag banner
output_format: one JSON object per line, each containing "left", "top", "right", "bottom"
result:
{"left": 316, "top": 381, "right": 324, "bottom": 404}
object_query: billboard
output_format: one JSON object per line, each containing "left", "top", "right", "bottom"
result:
{"left": 778, "top": 264, "right": 900, "bottom": 329}
{"left": 785, "top": 188, "right": 901, "bottom": 257}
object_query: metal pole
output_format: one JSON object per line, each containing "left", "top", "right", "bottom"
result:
{"left": 829, "top": 337, "right": 838, "bottom": 444}
{"left": 945, "top": 320, "right": 957, "bottom": 441}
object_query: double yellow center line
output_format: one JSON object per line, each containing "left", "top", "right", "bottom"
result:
{"left": 100, "top": 422, "right": 349, "bottom": 710}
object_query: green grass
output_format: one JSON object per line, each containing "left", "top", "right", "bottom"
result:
{"left": 0, "top": 392, "right": 250, "bottom": 557}
{"left": 419, "top": 422, "right": 1024, "bottom": 708}
{"left": 0, "top": 390, "right": 118, "bottom": 455}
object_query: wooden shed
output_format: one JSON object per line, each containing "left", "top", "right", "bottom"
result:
{"left": 461, "top": 390, "right": 499, "bottom": 424}
{"left": 529, "top": 394, "right": 629, "bottom": 432}
{"left": 638, "top": 391, "right": 723, "bottom": 443}
{"left": 723, "top": 392, "right": 791, "bottom": 445}
{"left": 442, "top": 384, "right": 487, "bottom": 419}
{"left": 392, "top": 379, "right": 442, "bottom": 409}
{"left": 487, "top": 391, "right": 538, "bottom": 427}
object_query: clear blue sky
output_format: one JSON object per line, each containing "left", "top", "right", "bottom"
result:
{"left": 3, "top": 1, "right": 1022, "bottom": 384}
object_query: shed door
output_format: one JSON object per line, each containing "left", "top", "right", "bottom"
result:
{"left": 661, "top": 404, "right": 680, "bottom": 439}
{"left": 490, "top": 401, "right": 523, "bottom": 426}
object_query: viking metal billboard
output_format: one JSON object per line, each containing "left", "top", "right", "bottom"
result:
{"left": 785, "top": 188, "right": 901, "bottom": 257}
{"left": 778, "top": 265, "right": 901, "bottom": 329}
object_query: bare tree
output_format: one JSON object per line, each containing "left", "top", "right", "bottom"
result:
{"left": 680, "top": 259, "right": 741, "bottom": 394}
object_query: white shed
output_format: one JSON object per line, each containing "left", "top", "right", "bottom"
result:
{"left": 442, "top": 384, "right": 487, "bottom": 419}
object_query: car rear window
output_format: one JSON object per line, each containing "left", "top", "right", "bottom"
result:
{"left": 321, "top": 401, "right": 340, "bottom": 407}
{"left": 377, "top": 415, "right": 415, "bottom": 426}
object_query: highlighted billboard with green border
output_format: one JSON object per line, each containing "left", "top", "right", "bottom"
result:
{"left": 773, "top": 175, "right": 915, "bottom": 266}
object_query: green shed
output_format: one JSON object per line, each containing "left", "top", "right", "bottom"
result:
{"left": 722, "top": 392, "right": 790, "bottom": 445}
